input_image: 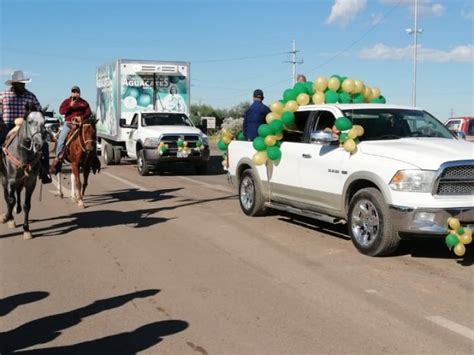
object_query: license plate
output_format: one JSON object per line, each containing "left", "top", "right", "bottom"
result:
{"left": 177, "top": 151, "right": 189, "bottom": 158}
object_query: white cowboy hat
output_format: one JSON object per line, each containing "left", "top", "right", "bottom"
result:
{"left": 5, "top": 70, "right": 31, "bottom": 85}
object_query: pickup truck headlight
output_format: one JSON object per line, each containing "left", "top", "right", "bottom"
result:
{"left": 144, "top": 137, "right": 160, "bottom": 148}
{"left": 389, "top": 170, "right": 436, "bottom": 192}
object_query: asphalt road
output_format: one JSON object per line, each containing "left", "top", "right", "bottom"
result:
{"left": 0, "top": 152, "right": 473, "bottom": 354}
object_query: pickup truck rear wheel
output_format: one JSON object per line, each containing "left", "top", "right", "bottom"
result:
{"left": 103, "top": 141, "right": 114, "bottom": 165}
{"left": 348, "top": 187, "right": 400, "bottom": 256}
{"left": 137, "top": 150, "right": 150, "bottom": 176}
{"left": 239, "top": 169, "right": 267, "bottom": 216}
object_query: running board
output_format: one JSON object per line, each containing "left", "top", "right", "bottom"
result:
{"left": 265, "top": 202, "right": 346, "bottom": 225}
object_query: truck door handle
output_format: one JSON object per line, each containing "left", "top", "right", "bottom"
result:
{"left": 302, "top": 153, "right": 312, "bottom": 159}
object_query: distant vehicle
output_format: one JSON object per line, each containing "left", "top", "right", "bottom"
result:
{"left": 445, "top": 117, "right": 474, "bottom": 142}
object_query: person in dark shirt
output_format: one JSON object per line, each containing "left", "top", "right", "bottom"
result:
{"left": 243, "top": 89, "right": 270, "bottom": 141}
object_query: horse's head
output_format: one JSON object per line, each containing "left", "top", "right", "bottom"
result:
{"left": 22, "top": 107, "right": 46, "bottom": 154}
{"left": 81, "top": 118, "right": 97, "bottom": 154}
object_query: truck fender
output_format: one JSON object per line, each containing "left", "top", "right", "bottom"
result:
{"left": 236, "top": 157, "right": 271, "bottom": 200}
{"left": 342, "top": 172, "right": 393, "bottom": 216}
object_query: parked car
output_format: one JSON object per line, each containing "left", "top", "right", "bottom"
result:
{"left": 445, "top": 116, "right": 474, "bottom": 142}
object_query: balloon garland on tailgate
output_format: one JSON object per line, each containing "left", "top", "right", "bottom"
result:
{"left": 445, "top": 217, "right": 472, "bottom": 257}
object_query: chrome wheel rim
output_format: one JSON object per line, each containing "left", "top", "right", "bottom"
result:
{"left": 351, "top": 199, "right": 380, "bottom": 247}
{"left": 138, "top": 155, "right": 143, "bottom": 171}
{"left": 240, "top": 176, "right": 254, "bottom": 211}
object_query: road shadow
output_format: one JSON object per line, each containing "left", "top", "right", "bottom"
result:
{"left": 0, "top": 289, "right": 174, "bottom": 354}
{"left": 0, "top": 292, "right": 49, "bottom": 317}
{"left": 85, "top": 188, "right": 182, "bottom": 208}
{"left": 16, "top": 320, "right": 189, "bottom": 354}
{"left": 1, "top": 194, "right": 236, "bottom": 239}
{"left": 277, "top": 212, "right": 473, "bottom": 263}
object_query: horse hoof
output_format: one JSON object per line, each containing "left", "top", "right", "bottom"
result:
{"left": 7, "top": 220, "right": 17, "bottom": 229}
{"left": 23, "top": 231, "right": 33, "bottom": 240}
{"left": 78, "top": 200, "right": 85, "bottom": 208}
{"left": 16, "top": 207, "right": 22, "bottom": 214}
{"left": 0, "top": 214, "right": 7, "bottom": 223}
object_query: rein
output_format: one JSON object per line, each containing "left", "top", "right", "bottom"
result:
{"left": 67, "top": 120, "right": 95, "bottom": 153}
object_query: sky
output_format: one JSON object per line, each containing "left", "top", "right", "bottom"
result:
{"left": 0, "top": 0, "right": 472, "bottom": 121}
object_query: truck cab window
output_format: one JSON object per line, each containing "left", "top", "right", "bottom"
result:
{"left": 313, "top": 111, "right": 336, "bottom": 132}
{"left": 131, "top": 114, "right": 138, "bottom": 127}
{"left": 282, "top": 111, "right": 311, "bottom": 143}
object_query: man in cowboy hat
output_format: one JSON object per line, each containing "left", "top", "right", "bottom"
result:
{"left": 0, "top": 70, "right": 52, "bottom": 184}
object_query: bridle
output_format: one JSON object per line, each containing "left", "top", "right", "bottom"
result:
{"left": 67, "top": 118, "right": 96, "bottom": 153}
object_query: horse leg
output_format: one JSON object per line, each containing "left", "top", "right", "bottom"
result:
{"left": 70, "top": 171, "right": 76, "bottom": 201}
{"left": 1, "top": 184, "right": 17, "bottom": 228}
{"left": 72, "top": 163, "right": 84, "bottom": 208}
{"left": 22, "top": 182, "right": 35, "bottom": 240}
{"left": 16, "top": 187, "right": 22, "bottom": 214}
{"left": 55, "top": 171, "right": 64, "bottom": 198}
{"left": 81, "top": 165, "right": 90, "bottom": 197}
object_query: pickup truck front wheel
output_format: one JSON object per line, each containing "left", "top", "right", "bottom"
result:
{"left": 239, "top": 169, "right": 267, "bottom": 216}
{"left": 137, "top": 150, "right": 150, "bottom": 176}
{"left": 348, "top": 188, "right": 400, "bottom": 256}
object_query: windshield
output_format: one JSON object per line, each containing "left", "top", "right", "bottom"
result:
{"left": 342, "top": 108, "right": 454, "bottom": 141}
{"left": 142, "top": 113, "right": 192, "bottom": 127}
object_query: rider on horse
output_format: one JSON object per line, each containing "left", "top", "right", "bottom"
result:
{"left": 50, "top": 86, "right": 100, "bottom": 175}
{"left": 0, "top": 70, "right": 52, "bottom": 184}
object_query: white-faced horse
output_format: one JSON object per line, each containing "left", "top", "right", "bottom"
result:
{"left": 1, "top": 107, "right": 46, "bottom": 239}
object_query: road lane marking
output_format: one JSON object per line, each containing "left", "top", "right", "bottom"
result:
{"left": 102, "top": 172, "right": 150, "bottom": 191}
{"left": 365, "top": 289, "right": 378, "bottom": 294}
{"left": 426, "top": 316, "right": 474, "bottom": 340}
{"left": 176, "top": 176, "right": 235, "bottom": 194}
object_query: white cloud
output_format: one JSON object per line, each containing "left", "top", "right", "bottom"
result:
{"left": 325, "top": 0, "right": 367, "bottom": 27}
{"left": 379, "top": 0, "right": 445, "bottom": 17}
{"left": 359, "top": 43, "right": 474, "bottom": 63}
{"left": 461, "top": 9, "right": 473, "bottom": 19}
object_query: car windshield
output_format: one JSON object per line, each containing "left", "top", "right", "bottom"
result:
{"left": 142, "top": 113, "right": 192, "bottom": 127}
{"left": 342, "top": 108, "right": 454, "bottom": 141}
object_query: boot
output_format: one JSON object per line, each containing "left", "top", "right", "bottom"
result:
{"left": 39, "top": 168, "right": 52, "bottom": 184}
{"left": 50, "top": 152, "right": 64, "bottom": 175}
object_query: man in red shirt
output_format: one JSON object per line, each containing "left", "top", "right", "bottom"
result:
{"left": 51, "top": 86, "right": 99, "bottom": 174}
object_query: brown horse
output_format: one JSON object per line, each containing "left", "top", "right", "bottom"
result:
{"left": 55, "top": 118, "right": 98, "bottom": 208}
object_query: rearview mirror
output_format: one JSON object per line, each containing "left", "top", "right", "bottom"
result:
{"left": 310, "top": 131, "right": 339, "bottom": 145}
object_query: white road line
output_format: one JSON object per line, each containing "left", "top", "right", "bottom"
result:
{"left": 102, "top": 171, "right": 150, "bottom": 191}
{"left": 365, "top": 289, "right": 378, "bottom": 294}
{"left": 176, "top": 176, "right": 235, "bottom": 194}
{"left": 426, "top": 316, "right": 474, "bottom": 340}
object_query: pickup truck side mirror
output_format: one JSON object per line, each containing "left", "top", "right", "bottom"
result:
{"left": 310, "top": 131, "right": 339, "bottom": 145}
{"left": 450, "top": 129, "right": 466, "bottom": 140}
{"left": 119, "top": 118, "right": 138, "bottom": 129}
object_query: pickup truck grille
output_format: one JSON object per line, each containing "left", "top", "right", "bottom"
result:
{"left": 434, "top": 161, "right": 474, "bottom": 196}
{"left": 160, "top": 134, "right": 201, "bottom": 149}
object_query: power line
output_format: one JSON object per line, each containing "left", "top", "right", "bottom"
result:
{"left": 283, "top": 40, "right": 303, "bottom": 86}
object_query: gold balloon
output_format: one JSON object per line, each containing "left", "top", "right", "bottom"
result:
{"left": 296, "top": 93, "right": 310, "bottom": 106}
{"left": 266, "top": 112, "right": 280, "bottom": 124}
{"left": 312, "top": 92, "right": 325, "bottom": 104}
{"left": 341, "top": 79, "right": 355, "bottom": 93}
{"left": 348, "top": 128, "right": 358, "bottom": 139}
{"left": 371, "top": 87, "right": 381, "bottom": 99}
{"left": 353, "top": 80, "right": 365, "bottom": 94}
{"left": 352, "top": 125, "right": 365, "bottom": 137}
{"left": 270, "top": 101, "right": 284, "bottom": 115}
{"left": 343, "top": 139, "right": 357, "bottom": 153}
{"left": 183, "top": 141, "right": 188, "bottom": 147}
{"left": 221, "top": 128, "right": 231, "bottom": 137}
{"left": 252, "top": 151, "right": 268, "bottom": 166}
{"left": 453, "top": 243, "right": 466, "bottom": 257}
{"left": 284, "top": 100, "right": 299, "bottom": 112}
{"left": 328, "top": 77, "right": 340, "bottom": 91}
{"left": 222, "top": 135, "right": 232, "bottom": 145}
{"left": 363, "top": 86, "right": 372, "bottom": 101}
{"left": 463, "top": 227, "right": 472, "bottom": 238}
{"left": 313, "top": 76, "right": 328, "bottom": 92}
{"left": 459, "top": 233, "right": 473, "bottom": 245}
{"left": 265, "top": 135, "right": 277, "bottom": 147}
{"left": 275, "top": 132, "right": 284, "bottom": 140}
{"left": 448, "top": 217, "right": 461, "bottom": 230}
{"left": 222, "top": 159, "right": 228, "bottom": 167}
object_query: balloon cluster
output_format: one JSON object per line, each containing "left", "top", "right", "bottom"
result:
{"left": 157, "top": 142, "right": 169, "bottom": 155}
{"left": 177, "top": 138, "right": 190, "bottom": 155}
{"left": 251, "top": 111, "right": 285, "bottom": 166}
{"left": 217, "top": 129, "right": 246, "bottom": 167}
{"left": 445, "top": 218, "right": 472, "bottom": 257}
{"left": 333, "top": 117, "right": 365, "bottom": 154}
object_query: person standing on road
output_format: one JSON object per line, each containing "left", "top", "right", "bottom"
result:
{"left": 0, "top": 70, "right": 52, "bottom": 184}
{"left": 51, "top": 86, "right": 100, "bottom": 174}
{"left": 243, "top": 89, "right": 270, "bottom": 141}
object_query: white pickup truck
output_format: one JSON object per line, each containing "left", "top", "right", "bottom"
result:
{"left": 119, "top": 111, "right": 209, "bottom": 175}
{"left": 227, "top": 104, "right": 474, "bottom": 256}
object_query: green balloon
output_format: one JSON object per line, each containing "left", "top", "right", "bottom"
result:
{"left": 352, "top": 93, "right": 364, "bottom": 103}
{"left": 445, "top": 233, "right": 459, "bottom": 249}
{"left": 339, "top": 132, "right": 349, "bottom": 142}
{"left": 371, "top": 96, "right": 383, "bottom": 103}
{"left": 281, "top": 111, "right": 295, "bottom": 126}
{"left": 379, "top": 95, "right": 386, "bottom": 104}
{"left": 275, "top": 140, "right": 282, "bottom": 147}
{"left": 457, "top": 227, "right": 465, "bottom": 235}
{"left": 270, "top": 119, "right": 284, "bottom": 133}
{"left": 335, "top": 116, "right": 352, "bottom": 131}
{"left": 338, "top": 92, "right": 352, "bottom": 104}
{"left": 325, "top": 90, "right": 339, "bottom": 103}
{"left": 258, "top": 124, "right": 273, "bottom": 137}
{"left": 279, "top": 99, "right": 286, "bottom": 105}
{"left": 283, "top": 88, "right": 297, "bottom": 101}
{"left": 305, "top": 81, "right": 314, "bottom": 96}
{"left": 177, "top": 139, "right": 184, "bottom": 148}
{"left": 293, "top": 82, "right": 307, "bottom": 95}
{"left": 237, "top": 131, "right": 245, "bottom": 141}
{"left": 217, "top": 139, "right": 228, "bottom": 151}
{"left": 252, "top": 136, "right": 267, "bottom": 151}
{"left": 267, "top": 146, "right": 282, "bottom": 161}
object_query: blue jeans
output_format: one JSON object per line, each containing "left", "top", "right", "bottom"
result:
{"left": 56, "top": 122, "right": 71, "bottom": 156}
{"left": 0, "top": 122, "right": 15, "bottom": 145}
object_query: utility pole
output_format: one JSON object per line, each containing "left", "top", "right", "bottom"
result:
{"left": 450, "top": 108, "right": 454, "bottom": 118}
{"left": 284, "top": 40, "right": 303, "bottom": 86}
{"left": 406, "top": 0, "right": 423, "bottom": 107}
